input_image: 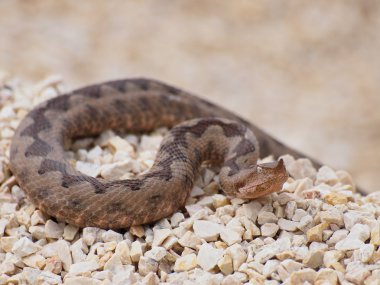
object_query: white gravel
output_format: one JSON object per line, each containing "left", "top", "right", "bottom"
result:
{"left": 0, "top": 75, "right": 380, "bottom": 284}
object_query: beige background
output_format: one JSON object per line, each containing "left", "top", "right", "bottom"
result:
{"left": 1, "top": 1, "right": 379, "bottom": 193}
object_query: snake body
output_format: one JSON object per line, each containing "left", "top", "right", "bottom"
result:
{"left": 10, "top": 78, "right": 312, "bottom": 229}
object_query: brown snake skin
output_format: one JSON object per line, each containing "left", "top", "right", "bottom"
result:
{"left": 10, "top": 78, "right": 319, "bottom": 229}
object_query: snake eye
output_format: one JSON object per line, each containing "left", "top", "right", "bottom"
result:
{"left": 38, "top": 169, "right": 45, "bottom": 175}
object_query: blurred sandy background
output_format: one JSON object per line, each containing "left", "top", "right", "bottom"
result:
{"left": 0, "top": 1, "right": 379, "bottom": 193}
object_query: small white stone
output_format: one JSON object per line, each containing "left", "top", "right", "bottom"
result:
{"left": 262, "top": 259, "right": 280, "bottom": 277}
{"left": 220, "top": 228, "right": 242, "bottom": 246}
{"left": 63, "top": 224, "right": 79, "bottom": 241}
{"left": 174, "top": 253, "right": 197, "bottom": 272}
{"left": 242, "top": 201, "right": 261, "bottom": 222}
{"left": 152, "top": 228, "right": 171, "bottom": 247}
{"left": 22, "top": 253, "right": 46, "bottom": 269}
{"left": 45, "top": 220, "right": 64, "bottom": 239}
{"left": 193, "top": 220, "right": 224, "bottom": 241}
{"left": 286, "top": 158, "right": 317, "bottom": 180}
{"left": 327, "top": 229, "right": 348, "bottom": 245}
{"left": 70, "top": 238, "right": 88, "bottom": 263}
{"left": 190, "top": 185, "right": 205, "bottom": 197}
{"left": 323, "top": 250, "right": 344, "bottom": 268}
{"left": 178, "top": 231, "right": 202, "bottom": 249}
{"left": 1, "top": 236, "right": 18, "bottom": 252}
{"left": 221, "top": 275, "right": 241, "bottom": 285}
{"left": 64, "top": 276, "right": 102, "bottom": 285}
{"left": 83, "top": 227, "right": 100, "bottom": 246}
{"left": 75, "top": 161, "right": 101, "bottom": 177}
{"left": 29, "top": 225, "right": 45, "bottom": 240}
{"left": 12, "top": 237, "right": 42, "bottom": 257}
{"left": 254, "top": 237, "right": 291, "bottom": 263}
{"left": 141, "top": 272, "right": 160, "bottom": 285}
{"left": 68, "top": 257, "right": 100, "bottom": 275}
{"left": 345, "top": 263, "right": 370, "bottom": 285}
{"left": 349, "top": 224, "right": 370, "bottom": 242}
{"left": 285, "top": 201, "right": 297, "bottom": 219}
{"left": 104, "top": 253, "right": 122, "bottom": 272}
{"left": 170, "top": 213, "right": 185, "bottom": 227}
{"left": 226, "top": 243, "right": 247, "bottom": 271}
{"left": 335, "top": 238, "right": 364, "bottom": 251}
{"left": 320, "top": 210, "right": 344, "bottom": 226}
{"left": 261, "top": 223, "right": 279, "bottom": 237}
{"left": 100, "top": 161, "right": 134, "bottom": 180}
{"left": 139, "top": 256, "right": 159, "bottom": 276}
{"left": 358, "top": 243, "right": 374, "bottom": 263}
{"left": 316, "top": 166, "right": 338, "bottom": 185}
{"left": 130, "top": 240, "right": 143, "bottom": 263}
{"left": 102, "top": 230, "right": 123, "bottom": 243}
{"left": 30, "top": 210, "right": 47, "bottom": 225}
{"left": 197, "top": 243, "right": 224, "bottom": 271}
{"left": 55, "top": 239, "right": 72, "bottom": 271}
{"left": 257, "top": 211, "right": 278, "bottom": 225}
{"left": 213, "top": 194, "right": 230, "bottom": 208}
{"left": 145, "top": 246, "right": 167, "bottom": 262}
{"left": 278, "top": 218, "right": 299, "bottom": 232}
{"left": 0, "top": 203, "right": 17, "bottom": 215}
{"left": 115, "top": 240, "right": 132, "bottom": 265}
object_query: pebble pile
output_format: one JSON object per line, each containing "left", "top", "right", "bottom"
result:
{"left": 0, "top": 74, "right": 380, "bottom": 285}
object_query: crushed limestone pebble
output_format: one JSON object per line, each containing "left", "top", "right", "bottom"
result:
{"left": 0, "top": 76, "right": 378, "bottom": 284}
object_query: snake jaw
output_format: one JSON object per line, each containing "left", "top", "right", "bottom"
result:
{"left": 236, "top": 159, "right": 288, "bottom": 199}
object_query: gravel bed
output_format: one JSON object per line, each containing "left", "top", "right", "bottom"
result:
{"left": 0, "top": 74, "right": 380, "bottom": 285}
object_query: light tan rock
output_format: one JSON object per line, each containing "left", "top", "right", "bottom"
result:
{"left": 115, "top": 240, "right": 131, "bottom": 265}
{"left": 212, "top": 194, "right": 229, "bottom": 208}
{"left": 102, "top": 230, "right": 123, "bottom": 243}
{"left": 130, "top": 240, "right": 143, "bottom": 263}
{"left": 316, "top": 166, "right": 338, "bottom": 185}
{"left": 324, "top": 192, "right": 348, "bottom": 205}
{"left": 261, "top": 223, "right": 279, "bottom": 238}
{"left": 370, "top": 223, "right": 380, "bottom": 246}
{"left": 45, "top": 220, "right": 64, "bottom": 239}
{"left": 307, "top": 222, "right": 329, "bottom": 242}
{"left": 83, "top": 227, "right": 100, "bottom": 246}
{"left": 104, "top": 253, "right": 122, "bottom": 272}
{"left": 63, "top": 224, "right": 79, "bottom": 241}
{"left": 145, "top": 246, "right": 167, "bottom": 262}
{"left": 323, "top": 250, "right": 344, "bottom": 268}
{"left": 257, "top": 211, "right": 278, "bottom": 225}
{"left": 303, "top": 249, "right": 324, "bottom": 269}
{"left": 315, "top": 268, "right": 338, "bottom": 285}
{"left": 174, "top": 253, "right": 197, "bottom": 272}
{"left": 44, "top": 255, "right": 62, "bottom": 274}
{"left": 178, "top": 231, "right": 201, "bottom": 249}
{"left": 242, "top": 201, "right": 261, "bottom": 222}
{"left": 64, "top": 276, "right": 102, "bottom": 285}
{"left": 170, "top": 213, "right": 185, "bottom": 227}
{"left": 139, "top": 256, "right": 158, "bottom": 276}
{"left": 1, "top": 236, "right": 18, "bottom": 252}
{"left": 22, "top": 253, "right": 46, "bottom": 269}
{"left": 289, "top": 268, "right": 317, "bottom": 284}
{"left": 226, "top": 243, "right": 247, "bottom": 271}
{"left": 218, "top": 254, "right": 233, "bottom": 275}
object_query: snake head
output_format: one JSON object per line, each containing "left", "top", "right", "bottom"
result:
{"left": 235, "top": 159, "right": 288, "bottom": 199}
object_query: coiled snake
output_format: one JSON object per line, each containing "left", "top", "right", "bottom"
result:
{"left": 10, "top": 78, "right": 314, "bottom": 229}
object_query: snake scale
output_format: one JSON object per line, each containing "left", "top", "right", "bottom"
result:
{"left": 10, "top": 78, "right": 318, "bottom": 229}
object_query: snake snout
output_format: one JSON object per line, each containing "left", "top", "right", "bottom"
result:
{"left": 236, "top": 159, "right": 288, "bottom": 199}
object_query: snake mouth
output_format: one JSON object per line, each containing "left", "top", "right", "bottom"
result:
{"left": 236, "top": 159, "right": 288, "bottom": 199}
